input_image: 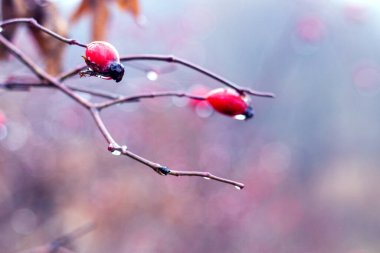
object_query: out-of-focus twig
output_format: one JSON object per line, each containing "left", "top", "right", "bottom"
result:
{"left": 49, "top": 223, "right": 95, "bottom": 252}
{"left": 95, "top": 91, "right": 205, "bottom": 109}
{"left": 18, "top": 222, "right": 95, "bottom": 253}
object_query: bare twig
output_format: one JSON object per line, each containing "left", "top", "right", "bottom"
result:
{"left": 58, "top": 65, "right": 88, "bottom": 82}
{"left": 0, "top": 79, "right": 122, "bottom": 100}
{"left": 91, "top": 109, "right": 245, "bottom": 188}
{"left": 95, "top": 91, "right": 205, "bottom": 110}
{"left": 17, "top": 223, "right": 95, "bottom": 253}
{"left": 168, "top": 170, "right": 244, "bottom": 190}
{"left": 89, "top": 108, "right": 117, "bottom": 144}
{"left": 0, "top": 34, "right": 92, "bottom": 108}
{"left": 120, "top": 55, "right": 275, "bottom": 98}
{"left": 0, "top": 18, "right": 266, "bottom": 189}
{"left": 56, "top": 54, "right": 275, "bottom": 98}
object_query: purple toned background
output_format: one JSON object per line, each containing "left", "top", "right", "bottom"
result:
{"left": 1, "top": 0, "right": 380, "bottom": 252}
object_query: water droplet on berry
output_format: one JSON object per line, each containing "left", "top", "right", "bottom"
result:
{"left": 235, "top": 186, "right": 242, "bottom": 190}
{"left": 234, "top": 114, "right": 246, "bottom": 121}
{"left": 98, "top": 75, "right": 112, "bottom": 80}
{"left": 112, "top": 150, "right": 121, "bottom": 156}
{"left": 203, "top": 177, "right": 210, "bottom": 180}
{"left": 146, "top": 70, "right": 158, "bottom": 81}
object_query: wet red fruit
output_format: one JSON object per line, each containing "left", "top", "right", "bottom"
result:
{"left": 206, "top": 88, "right": 254, "bottom": 120}
{"left": 83, "top": 41, "right": 125, "bottom": 82}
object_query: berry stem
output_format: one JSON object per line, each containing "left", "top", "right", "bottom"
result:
{"left": 95, "top": 91, "right": 205, "bottom": 110}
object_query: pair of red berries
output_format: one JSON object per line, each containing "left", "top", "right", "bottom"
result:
{"left": 206, "top": 88, "right": 254, "bottom": 120}
{"left": 82, "top": 42, "right": 254, "bottom": 120}
{"left": 82, "top": 41, "right": 125, "bottom": 83}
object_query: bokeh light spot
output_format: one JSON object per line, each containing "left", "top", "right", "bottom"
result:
{"left": 344, "top": 3, "right": 367, "bottom": 24}
{"left": 11, "top": 208, "right": 37, "bottom": 235}
{"left": 0, "top": 125, "right": 8, "bottom": 141}
{"left": 146, "top": 70, "right": 158, "bottom": 81}
{"left": 296, "top": 15, "right": 325, "bottom": 43}
{"left": 195, "top": 101, "right": 213, "bottom": 118}
{"left": 353, "top": 63, "right": 380, "bottom": 96}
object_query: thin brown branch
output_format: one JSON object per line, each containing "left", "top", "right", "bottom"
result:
{"left": 107, "top": 143, "right": 245, "bottom": 189}
{"left": 58, "top": 65, "right": 87, "bottom": 82}
{"left": 89, "top": 108, "right": 245, "bottom": 188}
{"left": 0, "top": 18, "right": 87, "bottom": 48}
{"left": 0, "top": 19, "right": 251, "bottom": 189}
{"left": 96, "top": 91, "right": 205, "bottom": 110}
{"left": 0, "top": 79, "right": 122, "bottom": 100}
{"left": 89, "top": 108, "right": 117, "bottom": 144}
{"left": 169, "top": 170, "right": 245, "bottom": 189}
{"left": 0, "top": 34, "right": 92, "bottom": 108}
{"left": 0, "top": 79, "right": 204, "bottom": 105}
{"left": 120, "top": 55, "right": 275, "bottom": 98}
{"left": 56, "top": 55, "right": 275, "bottom": 99}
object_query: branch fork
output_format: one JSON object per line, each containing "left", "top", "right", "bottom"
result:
{"left": 0, "top": 18, "right": 276, "bottom": 190}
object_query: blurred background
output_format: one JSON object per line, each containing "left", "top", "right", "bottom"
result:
{"left": 1, "top": 0, "right": 380, "bottom": 252}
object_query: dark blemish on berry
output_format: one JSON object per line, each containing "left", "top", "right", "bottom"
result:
{"left": 109, "top": 62, "right": 125, "bottom": 83}
{"left": 244, "top": 106, "right": 255, "bottom": 120}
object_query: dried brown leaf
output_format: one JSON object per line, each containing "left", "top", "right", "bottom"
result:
{"left": 70, "top": 0, "right": 140, "bottom": 40}
{"left": 29, "top": 2, "right": 68, "bottom": 75}
{"left": 69, "top": 0, "right": 91, "bottom": 23}
{"left": 1, "top": 1, "right": 67, "bottom": 75}
{"left": 116, "top": 0, "right": 140, "bottom": 18}
{"left": 0, "top": 0, "right": 20, "bottom": 58}
{"left": 91, "top": 0, "right": 109, "bottom": 41}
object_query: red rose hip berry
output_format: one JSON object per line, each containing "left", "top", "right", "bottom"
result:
{"left": 206, "top": 88, "right": 254, "bottom": 120}
{"left": 81, "top": 41, "right": 125, "bottom": 83}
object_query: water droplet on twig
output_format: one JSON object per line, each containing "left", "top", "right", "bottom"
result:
{"left": 146, "top": 70, "right": 158, "bottom": 81}
{"left": 203, "top": 177, "right": 210, "bottom": 180}
{"left": 112, "top": 150, "right": 121, "bottom": 156}
{"left": 234, "top": 186, "right": 242, "bottom": 190}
